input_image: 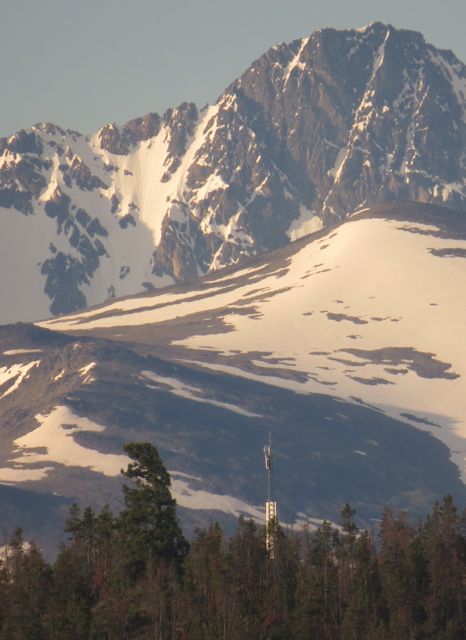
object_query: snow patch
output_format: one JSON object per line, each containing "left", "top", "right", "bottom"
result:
{"left": 193, "top": 172, "right": 228, "bottom": 202}
{"left": 328, "top": 147, "right": 347, "bottom": 180}
{"left": 79, "top": 362, "right": 96, "bottom": 384}
{"left": 0, "top": 406, "right": 129, "bottom": 478}
{"left": 0, "top": 361, "right": 40, "bottom": 398}
{"left": 287, "top": 206, "right": 322, "bottom": 241}
{"left": 3, "top": 349, "right": 42, "bottom": 356}
{"left": 284, "top": 37, "right": 310, "bottom": 84}
{"left": 0, "top": 467, "right": 54, "bottom": 482}
{"left": 141, "top": 370, "right": 262, "bottom": 418}
{"left": 170, "top": 474, "right": 264, "bottom": 519}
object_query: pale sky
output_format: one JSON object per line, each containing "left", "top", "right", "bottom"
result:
{"left": 1, "top": 0, "right": 465, "bottom": 137}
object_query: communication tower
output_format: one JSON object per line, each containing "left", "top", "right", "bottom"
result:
{"left": 264, "top": 431, "right": 278, "bottom": 556}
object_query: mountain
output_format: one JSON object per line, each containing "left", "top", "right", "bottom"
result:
{"left": 1, "top": 202, "right": 465, "bottom": 552}
{"left": 1, "top": 22, "right": 466, "bottom": 323}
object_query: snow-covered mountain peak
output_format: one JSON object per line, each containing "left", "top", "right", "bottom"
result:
{"left": 1, "top": 25, "right": 466, "bottom": 323}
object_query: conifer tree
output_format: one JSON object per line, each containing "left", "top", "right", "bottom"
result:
{"left": 0, "top": 529, "right": 51, "bottom": 640}
{"left": 119, "top": 441, "right": 189, "bottom": 576}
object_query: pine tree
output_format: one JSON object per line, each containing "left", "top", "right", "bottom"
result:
{"left": 119, "top": 441, "right": 189, "bottom": 576}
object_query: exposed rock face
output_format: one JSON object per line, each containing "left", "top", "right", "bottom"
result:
{"left": 218, "top": 23, "right": 466, "bottom": 222}
{"left": 98, "top": 112, "right": 162, "bottom": 155}
{"left": 1, "top": 23, "right": 465, "bottom": 321}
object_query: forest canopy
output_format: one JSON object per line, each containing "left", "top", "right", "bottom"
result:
{"left": 0, "top": 442, "right": 464, "bottom": 640}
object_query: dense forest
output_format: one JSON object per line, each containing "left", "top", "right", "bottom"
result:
{"left": 0, "top": 442, "right": 464, "bottom": 640}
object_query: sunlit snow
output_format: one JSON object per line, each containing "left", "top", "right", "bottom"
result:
{"left": 3, "top": 349, "right": 42, "bottom": 356}
{"left": 287, "top": 206, "right": 322, "bottom": 241}
{"left": 0, "top": 361, "right": 40, "bottom": 398}
{"left": 0, "top": 406, "right": 129, "bottom": 480}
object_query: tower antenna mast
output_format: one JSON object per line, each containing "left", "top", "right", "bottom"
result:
{"left": 264, "top": 430, "right": 272, "bottom": 500}
{"left": 264, "top": 430, "right": 278, "bottom": 556}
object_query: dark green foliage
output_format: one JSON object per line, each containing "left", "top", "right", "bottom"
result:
{"left": 0, "top": 529, "right": 51, "bottom": 640}
{"left": 119, "top": 441, "right": 189, "bottom": 577}
{"left": 0, "top": 447, "right": 464, "bottom": 639}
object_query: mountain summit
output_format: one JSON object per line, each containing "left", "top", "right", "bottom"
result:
{"left": 1, "top": 23, "right": 466, "bottom": 322}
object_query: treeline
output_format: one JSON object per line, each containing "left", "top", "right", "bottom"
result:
{"left": 0, "top": 442, "right": 464, "bottom": 639}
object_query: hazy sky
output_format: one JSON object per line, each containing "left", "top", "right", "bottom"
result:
{"left": 1, "top": 0, "right": 465, "bottom": 137}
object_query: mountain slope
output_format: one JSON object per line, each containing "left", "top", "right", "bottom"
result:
{"left": 1, "top": 23, "right": 466, "bottom": 322}
{"left": 40, "top": 202, "right": 466, "bottom": 477}
{"left": 0, "top": 201, "right": 464, "bottom": 550}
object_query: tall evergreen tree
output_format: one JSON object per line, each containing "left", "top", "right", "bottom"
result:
{"left": 119, "top": 441, "right": 189, "bottom": 576}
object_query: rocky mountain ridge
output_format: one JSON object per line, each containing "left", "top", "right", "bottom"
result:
{"left": 1, "top": 22, "right": 466, "bottom": 322}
